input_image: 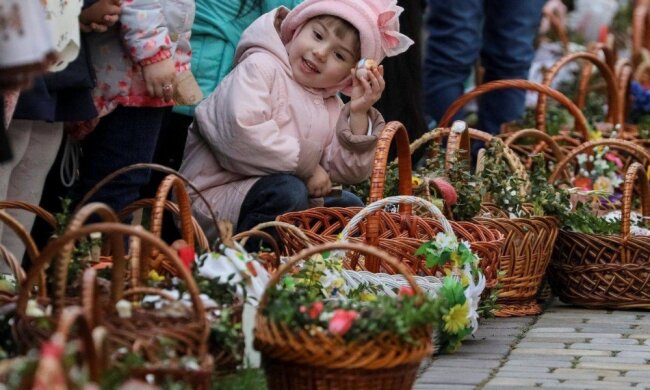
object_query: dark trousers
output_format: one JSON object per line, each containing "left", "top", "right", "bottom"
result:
{"left": 74, "top": 106, "right": 167, "bottom": 215}
{"left": 236, "top": 173, "right": 363, "bottom": 237}
{"left": 423, "top": 0, "right": 545, "bottom": 136}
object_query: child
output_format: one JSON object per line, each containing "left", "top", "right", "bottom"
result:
{"left": 179, "top": 0, "right": 413, "bottom": 240}
{"left": 73, "top": 0, "right": 195, "bottom": 216}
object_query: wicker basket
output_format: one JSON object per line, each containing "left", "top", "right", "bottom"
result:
{"left": 254, "top": 241, "right": 433, "bottom": 390}
{"left": 548, "top": 162, "right": 650, "bottom": 309}
{"left": 277, "top": 122, "right": 503, "bottom": 290}
{"left": 411, "top": 125, "right": 560, "bottom": 316}
{"left": 15, "top": 222, "right": 212, "bottom": 384}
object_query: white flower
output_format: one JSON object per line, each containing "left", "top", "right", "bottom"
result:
{"left": 26, "top": 300, "right": 45, "bottom": 317}
{"left": 115, "top": 299, "right": 132, "bottom": 319}
{"left": 462, "top": 264, "right": 485, "bottom": 333}
{"left": 576, "top": 153, "right": 588, "bottom": 165}
{"left": 510, "top": 190, "right": 517, "bottom": 196}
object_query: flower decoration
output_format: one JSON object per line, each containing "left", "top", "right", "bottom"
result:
{"left": 376, "top": 1, "right": 414, "bottom": 57}
{"left": 572, "top": 146, "right": 624, "bottom": 206}
{"left": 415, "top": 233, "right": 485, "bottom": 352}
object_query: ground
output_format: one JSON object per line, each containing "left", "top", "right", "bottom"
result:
{"left": 415, "top": 300, "right": 650, "bottom": 389}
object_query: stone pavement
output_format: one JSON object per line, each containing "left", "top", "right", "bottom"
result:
{"left": 415, "top": 300, "right": 650, "bottom": 389}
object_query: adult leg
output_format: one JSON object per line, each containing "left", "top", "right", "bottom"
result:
{"left": 0, "top": 119, "right": 31, "bottom": 272}
{"left": 478, "top": 0, "right": 545, "bottom": 135}
{"left": 2, "top": 121, "right": 63, "bottom": 261}
{"left": 423, "top": 0, "right": 483, "bottom": 125}
{"left": 76, "top": 106, "right": 165, "bottom": 216}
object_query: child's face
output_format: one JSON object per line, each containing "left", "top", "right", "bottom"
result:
{"left": 288, "top": 18, "right": 359, "bottom": 90}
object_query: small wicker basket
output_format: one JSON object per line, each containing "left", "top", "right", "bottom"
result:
{"left": 254, "top": 241, "right": 433, "bottom": 390}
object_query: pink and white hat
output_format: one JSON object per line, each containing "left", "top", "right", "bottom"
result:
{"left": 280, "top": 0, "right": 414, "bottom": 64}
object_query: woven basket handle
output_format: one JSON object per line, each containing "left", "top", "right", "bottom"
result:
{"left": 52, "top": 203, "right": 124, "bottom": 317}
{"left": 369, "top": 121, "right": 413, "bottom": 204}
{"left": 444, "top": 121, "right": 471, "bottom": 171}
{"left": 621, "top": 163, "right": 650, "bottom": 245}
{"left": 246, "top": 221, "right": 312, "bottom": 248}
{"left": 537, "top": 51, "right": 621, "bottom": 132}
{"left": 542, "top": 6, "right": 569, "bottom": 51}
{"left": 76, "top": 163, "right": 220, "bottom": 247}
{"left": 504, "top": 129, "right": 566, "bottom": 163}
{"left": 0, "top": 201, "right": 57, "bottom": 228}
{"left": 340, "top": 195, "right": 455, "bottom": 241}
{"left": 145, "top": 175, "right": 196, "bottom": 267}
{"left": 258, "top": 241, "right": 424, "bottom": 311}
{"left": 632, "top": 2, "right": 650, "bottom": 64}
{"left": 575, "top": 43, "right": 617, "bottom": 111}
{"left": 232, "top": 230, "right": 281, "bottom": 267}
{"left": 81, "top": 268, "right": 103, "bottom": 330}
{"left": 33, "top": 306, "right": 103, "bottom": 384}
{"left": 548, "top": 139, "right": 650, "bottom": 183}
{"left": 18, "top": 223, "right": 207, "bottom": 329}
{"left": 119, "top": 198, "right": 210, "bottom": 252}
{"left": 438, "top": 80, "right": 590, "bottom": 141}
{"left": 0, "top": 210, "right": 44, "bottom": 293}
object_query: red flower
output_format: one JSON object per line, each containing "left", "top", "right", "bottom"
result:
{"left": 328, "top": 310, "right": 357, "bottom": 336}
{"left": 308, "top": 302, "right": 324, "bottom": 319}
{"left": 399, "top": 286, "right": 415, "bottom": 297}
{"left": 574, "top": 176, "right": 593, "bottom": 191}
{"left": 177, "top": 247, "right": 195, "bottom": 270}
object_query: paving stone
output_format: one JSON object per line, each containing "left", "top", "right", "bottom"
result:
{"left": 511, "top": 347, "right": 611, "bottom": 357}
{"left": 577, "top": 362, "right": 650, "bottom": 371}
{"left": 635, "top": 383, "right": 650, "bottom": 388}
{"left": 578, "top": 356, "right": 648, "bottom": 364}
{"left": 529, "top": 327, "right": 577, "bottom": 333}
{"left": 524, "top": 337, "right": 590, "bottom": 343}
{"left": 502, "top": 354, "right": 575, "bottom": 362}
{"left": 571, "top": 343, "right": 650, "bottom": 352}
{"left": 516, "top": 342, "right": 567, "bottom": 349}
{"left": 614, "top": 351, "right": 650, "bottom": 359}
{"left": 453, "top": 343, "right": 512, "bottom": 354}
{"left": 439, "top": 352, "right": 506, "bottom": 361}
{"left": 487, "top": 377, "right": 560, "bottom": 387}
{"left": 413, "top": 385, "right": 474, "bottom": 390}
{"left": 502, "top": 359, "right": 573, "bottom": 368}
{"left": 483, "top": 386, "right": 539, "bottom": 390}
{"left": 602, "top": 375, "right": 650, "bottom": 383}
{"left": 553, "top": 368, "right": 621, "bottom": 378}
{"left": 584, "top": 337, "right": 641, "bottom": 345}
{"left": 427, "top": 358, "right": 501, "bottom": 369}
{"left": 625, "top": 371, "right": 650, "bottom": 378}
{"left": 529, "top": 332, "right": 622, "bottom": 338}
{"left": 416, "top": 370, "right": 491, "bottom": 385}
{"left": 628, "top": 334, "right": 650, "bottom": 340}
{"left": 553, "top": 380, "right": 637, "bottom": 389}
{"left": 493, "top": 371, "right": 573, "bottom": 380}
{"left": 498, "top": 365, "right": 551, "bottom": 373}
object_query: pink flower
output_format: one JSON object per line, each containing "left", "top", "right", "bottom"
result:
{"left": 604, "top": 153, "right": 624, "bottom": 168}
{"left": 308, "top": 302, "right": 324, "bottom": 319}
{"left": 399, "top": 286, "right": 415, "bottom": 297}
{"left": 328, "top": 310, "right": 358, "bottom": 336}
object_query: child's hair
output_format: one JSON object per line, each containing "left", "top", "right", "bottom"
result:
{"left": 312, "top": 15, "right": 361, "bottom": 58}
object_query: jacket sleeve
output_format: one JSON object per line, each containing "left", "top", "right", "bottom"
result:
{"left": 321, "top": 103, "right": 385, "bottom": 184}
{"left": 195, "top": 57, "right": 317, "bottom": 179}
{"left": 120, "top": 0, "right": 171, "bottom": 64}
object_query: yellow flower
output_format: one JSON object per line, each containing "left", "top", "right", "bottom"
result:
{"left": 412, "top": 176, "right": 423, "bottom": 187}
{"left": 450, "top": 252, "right": 462, "bottom": 268}
{"left": 593, "top": 176, "right": 613, "bottom": 194}
{"left": 359, "top": 292, "right": 377, "bottom": 302}
{"left": 589, "top": 130, "right": 603, "bottom": 140}
{"left": 460, "top": 273, "right": 470, "bottom": 288}
{"left": 443, "top": 302, "right": 470, "bottom": 334}
{"left": 148, "top": 270, "right": 165, "bottom": 283}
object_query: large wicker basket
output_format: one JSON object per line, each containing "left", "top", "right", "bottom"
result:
{"left": 277, "top": 122, "right": 503, "bottom": 290}
{"left": 548, "top": 162, "right": 650, "bottom": 309}
{"left": 410, "top": 124, "right": 559, "bottom": 316}
{"left": 254, "top": 241, "right": 433, "bottom": 390}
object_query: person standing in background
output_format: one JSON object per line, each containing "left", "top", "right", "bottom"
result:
{"left": 373, "top": 0, "right": 428, "bottom": 162}
{"left": 423, "top": 0, "right": 546, "bottom": 136}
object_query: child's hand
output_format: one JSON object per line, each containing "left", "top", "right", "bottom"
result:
{"left": 306, "top": 165, "right": 332, "bottom": 198}
{"left": 142, "top": 58, "right": 176, "bottom": 101}
{"left": 349, "top": 65, "right": 385, "bottom": 115}
{"left": 79, "top": 0, "right": 121, "bottom": 33}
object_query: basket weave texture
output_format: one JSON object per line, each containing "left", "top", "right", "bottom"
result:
{"left": 548, "top": 161, "right": 650, "bottom": 309}
{"left": 254, "top": 242, "right": 433, "bottom": 390}
{"left": 277, "top": 122, "right": 503, "bottom": 290}
{"left": 411, "top": 124, "right": 560, "bottom": 316}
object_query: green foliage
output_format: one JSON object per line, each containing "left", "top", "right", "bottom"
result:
{"left": 212, "top": 369, "right": 267, "bottom": 390}
{"left": 529, "top": 154, "right": 571, "bottom": 218}
{"left": 263, "top": 253, "right": 437, "bottom": 345}
{"left": 477, "top": 141, "right": 526, "bottom": 216}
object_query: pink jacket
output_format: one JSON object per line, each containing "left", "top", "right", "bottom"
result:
{"left": 179, "top": 7, "right": 384, "bottom": 236}
{"left": 86, "top": 0, "right": 195, "bottom": 117}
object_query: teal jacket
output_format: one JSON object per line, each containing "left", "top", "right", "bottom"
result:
{"left": 174, "top": 0, "right": 303, "bottom": 117}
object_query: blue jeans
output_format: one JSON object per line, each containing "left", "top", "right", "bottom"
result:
{"left": 75, "top": 106, "right": 166, "bottom": 215}
{"left": 423, "top": 0, "right": 545, "bottom": 136}
{"left": 236, "top": 173, "right": 363, "bottom": 234}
